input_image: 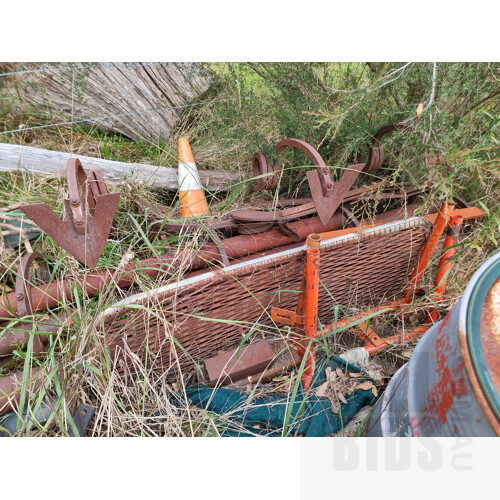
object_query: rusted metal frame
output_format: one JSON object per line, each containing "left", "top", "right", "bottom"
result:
{"left": 427, "top": 214, "right": 464, "bottom": 323}
{"left": 0, "top": 205, "right": 485, "bottom": 321}
{"left": 301, "top": 245, "right": 320, "bottom": 391}
{"left": 316, "top": 206, "right": 484, "bottom": 243}
{"left": 403, "top": 202, "right": 455, "bottom": 304}
{"left": 19, "top": 158, "right": 120, "bottom": 268}
{"left": 0, "top": 212, "right": 346, "bottom": 320}
{"left": 318, "top": 205, "right": 466, "bottom": 353}
{"left": 270, "top": 234, "right": 321, "bottom": 391}
{"left": 101, "top": 218, "right": 431, "bottom": 377}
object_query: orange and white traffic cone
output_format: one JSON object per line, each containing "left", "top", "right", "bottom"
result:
{"left": 178, "top": 137, "right": 210, "bottom": 218}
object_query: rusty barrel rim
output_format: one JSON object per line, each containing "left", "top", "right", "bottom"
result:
{"left": 462, "top": 251, "right": 500, "bottom": 421}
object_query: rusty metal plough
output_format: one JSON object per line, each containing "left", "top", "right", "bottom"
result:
{"left": 19, "top": 158, "right": 120, "bottom": 268}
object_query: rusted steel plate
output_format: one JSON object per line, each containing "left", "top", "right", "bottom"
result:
{"left": 204, "top": 340, "right": 276, "bottom": 387}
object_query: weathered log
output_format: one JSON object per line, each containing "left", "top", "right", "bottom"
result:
{"left": 0, "top": 143, "right": 240, "bottom": 191}
{"left": 4, "top": 62, "right": 211, "bottom": 142}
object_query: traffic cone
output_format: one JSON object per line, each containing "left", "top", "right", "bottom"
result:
{"left": 178, "top": 137, "right": 210, "bottom": 217}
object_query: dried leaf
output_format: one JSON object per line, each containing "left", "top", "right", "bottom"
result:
{"left": 371, "top": 386, "right": 378, "bottom": 397}
{"left": 348, "top": 372, "right": 363, "bottom": 378}
{"left": 417, "top": 102, "right": 424, "bottom": 117}
{"left": 337, "top": 392, "right": 348, "bottom": 404}
{"left": 355, "top": 381, "right": 374, "bottom": 391}
{"left": 336, "top": 367, "right": 344, "bottom": 378}
{"left": 325, "top": 366, "right": 332, "bottom": 380}
{"left": 172, "top": 382, "right": 179, "bottom": 392}
{"left": 315, "top": 381, "right": 329, "bottom": 398}
{"left": 205, "top": 177, "right": 210, "bottom": 187}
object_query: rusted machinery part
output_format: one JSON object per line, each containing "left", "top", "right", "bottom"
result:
{"left": 251, "top": 152, "right": 277, "bottom": 192}
{"left": 19, "top": 158, "right": 120, "bottom": 268}
{"left": 275, "top": 138, "right": 326, "bottom": 167}
{"left": 250, "top": 138, "right": 326, "bottom": 193}
{"left": 0, "top": 253, "right": 66, "bottom": 358}
{"left": 0, "top": 316, "right": 67, "bottom": 358}
{"left": 102, "top": 218, "right": 432, "bottom": 378}
{"left": 0, "top": 204, "right": 485, "bottom": 321}
{"left": 0, "top": 212, "right": 344, "bottom": 320}
{"left": 0, "top": 366, "right": 45, "bottom": 416}
{"left": 227, "top": 341, "right": 302, "bottom": 388}
{"left": 426, "top": 214, "right": 464, "bottom": 323}
{"left": 66, "top": 158, "right": 93, "bottom": 234}
{"left": 232, "top": 183, "right": 425, "bottom": 237}
{"left": 404, "top": 202, "right": 455, "bottom": 304}
{"left": 365, "top": 124, "right": 413, "bottom": 173}
{"left": 15, "top": 252, "right": 49, "bottom": 317}
{"left": 159, "top": 219, "right": 236, "bottom": 237}
{"left": 86, "top": 169, "right": 110, "bottom": 207}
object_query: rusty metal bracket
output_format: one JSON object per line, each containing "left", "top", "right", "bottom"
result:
{"left": 271, "top": 306, "right": 305, "bottom": 326}
{"left": 277, "top": 221, "right": 303, "bottom": 242}
{"left": 19, "top": 158, "right": 120, "bottom": 268}
{"left": 15, "top": 252, "right": 49, "bottom": 317}
{"left": 211, "top": 232, "right": 230, "bottom": 267}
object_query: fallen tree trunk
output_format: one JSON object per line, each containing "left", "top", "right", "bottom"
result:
{"left": 4, "top": 62, "right": 211, "bottom": 142}
{"left": 0, "top": 143, "right": 240, "bottom": 191}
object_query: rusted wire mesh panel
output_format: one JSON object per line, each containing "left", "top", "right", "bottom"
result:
{"left": 101, "top": 218, "right": 431, "bottom": 377}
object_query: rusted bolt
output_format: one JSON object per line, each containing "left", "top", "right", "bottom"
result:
{"left": 326, "top": 182, "right": 334, "bottom": 189}
{"left": 74, "top": 217, "right": 84, "bottom": 225}
{"left": 70, "top": 198, "right": 81, "bottom": 207}
{"left": 18, "top": 308, "right": 27, "bottom": 316}
{"left": 322, "top": 167, "right": 329, "bottom": 175}
{"left": 16, "top": 293, "right": 24, "bottom": 301}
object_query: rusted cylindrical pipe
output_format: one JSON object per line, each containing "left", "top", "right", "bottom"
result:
{"left": 0, "top": 313, "right": 68, "bottom": 357}
{"left": 0, "top": 213, "right": 343, "bottom": 319}
{"left": 0, "top": 366, "right": 45, "bottom": 416}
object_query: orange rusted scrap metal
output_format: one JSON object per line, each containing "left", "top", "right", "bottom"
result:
{"left": 426, "top": 214, "right": 464, "bottom": 323}
{"left": 319, "top": 202, "right": 480, "bottom": 354}
{"left": 316, "top": 205, "right": 484, "bottom": 242}
{"left": 270, "top": 234, "right": 322, "bottom": 391}
{"left": 404, "top": 202, "right": 455, "bottom": 304}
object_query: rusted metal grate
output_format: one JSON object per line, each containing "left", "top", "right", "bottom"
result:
{"left": 101, "top": 217, "right": 431, "bottom": 377}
